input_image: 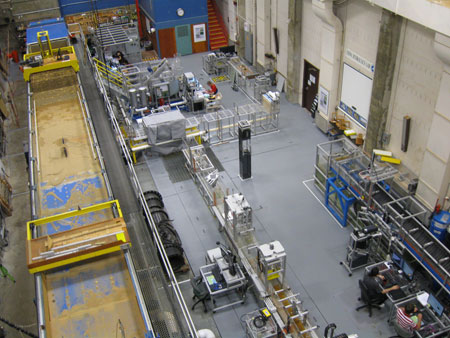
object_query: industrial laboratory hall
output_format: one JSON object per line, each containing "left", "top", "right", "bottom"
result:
{"left": 0, "top": 0, "right": 449, "bottom": 337}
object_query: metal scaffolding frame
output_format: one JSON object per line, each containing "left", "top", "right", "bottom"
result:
{"left": 314, "top": 138, "right": 450, "bottom": 297}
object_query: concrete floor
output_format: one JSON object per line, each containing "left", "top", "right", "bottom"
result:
{"left": 143, "top": 52, "right": 400, "bottom": 337}
{"left": 0, "top": 24, "right": 400, "bottom": 338}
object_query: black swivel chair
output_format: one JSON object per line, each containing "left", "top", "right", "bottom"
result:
{"left": 191, "top": 276, "right": 210, "bottom": 313}
{"left": 356, "top": 279, "right": 382, "bottom": 317}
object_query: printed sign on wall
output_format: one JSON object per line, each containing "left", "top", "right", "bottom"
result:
{"left": 193, "top": 24, "right": 206, "bottom": 43}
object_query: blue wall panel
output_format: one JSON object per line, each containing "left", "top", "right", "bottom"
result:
{"left": 139, "top": 0, "right": 207, "bottom": 28}
{"left": 59, "top": 0, "right": 135, "bottom": 17}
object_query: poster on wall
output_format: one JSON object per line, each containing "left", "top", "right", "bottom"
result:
{"left": 193, "top": 24, "right": 206, "bottom": 43}
{"left": 319, "top": 85, "right": 329, "bottom": 114}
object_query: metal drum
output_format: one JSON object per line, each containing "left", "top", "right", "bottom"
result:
{"left": 129, "top": 88, "right": 138, "bottom": 108}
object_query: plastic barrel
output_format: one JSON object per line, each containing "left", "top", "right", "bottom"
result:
{"left": 430, "top": 210, "right": 450, "bottom": 241}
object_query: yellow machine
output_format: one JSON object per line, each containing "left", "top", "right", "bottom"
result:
{"left": 22, "top": 29, "right": 79, "bottom": 82}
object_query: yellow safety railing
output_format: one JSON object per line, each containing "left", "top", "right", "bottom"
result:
{"left": 93, "top": 58, "right": 131, "bottom": 88}
{"left": 22, "top": 45, "right": 79, "bottom": 81}
{"left": 26, "top": 199, "right": 123, "bottom": 240}
{"left": 37, "top": 31, "right": 53, "bottom": 58}
{"left": 26, "top": 200, "right": 127, "bottom": 273}
{"left": 23, "top": 45, "right": 76, "bottom": 61}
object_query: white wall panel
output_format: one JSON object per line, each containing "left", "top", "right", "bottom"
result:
{"left": 276, "top": 0, "right": 289, "bottom": 77}
{"left": 342, "top": 1, "right": 382, "bottom": 75}
{"left": 299, "top": 0, "right": 322, "bottom": 104}
{"left": 387, "top": 21, "right": 443, "bottom": 174}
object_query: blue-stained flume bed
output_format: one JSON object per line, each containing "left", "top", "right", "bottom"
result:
{"left": 39, "top": 175, "right": 110, "bottom": 235}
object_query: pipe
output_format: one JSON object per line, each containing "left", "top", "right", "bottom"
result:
{"left": 28, "top": 84, "right": 46, "bottom": 338}
{"left": 33, "top": 100, "right": 40, "bottom": 174}
{"left": 76, "top": 73, "right": 114, "bottom": 201}
{"left": 124, "top": 250, "right": 154, "bottom": 333}
{"left": 76, "top": 90, "right": 97, "bottom": 160}
{"left": 135, "top": 0, "right": 144, "bottom": 39}
{"left": 13, "top": 7, "right": 59, "bottom": 17}
{"left": 434, "top": 32, "right": 450, "bottom": 69}
{"left": 27, "top": 86, "right": 36, "bottom": 221}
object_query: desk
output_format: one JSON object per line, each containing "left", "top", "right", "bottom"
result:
{"left": 200, "top": 260, "right": 247, "bottom": 312}
{"left": 389, "top": 296, "right": 450, "bottom": 337}
{"left": 365, "top": 261, "right": 417, "bottom": 304}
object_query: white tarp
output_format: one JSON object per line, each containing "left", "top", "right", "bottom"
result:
{"left": 141, "top": 109, "right": 186, "bottom": 154}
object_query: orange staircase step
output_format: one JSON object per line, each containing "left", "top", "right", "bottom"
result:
{"left": 208, "top": 0, "right": 228, "bottom": 50}
{"left": 210, "top": 34, "right": 225, "bottom": 39}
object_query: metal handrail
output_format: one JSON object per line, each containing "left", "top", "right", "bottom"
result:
{"left": 87, "top": 50, "right": 198, "bottom": 338}
{"left": 93, "top": 58, "right": 131, "bottom": 86}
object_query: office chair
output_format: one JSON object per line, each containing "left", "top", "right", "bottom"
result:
{"left": 355, "top": 280, "right": 382, "bottom": 317}
{"left": 191, "top": 276, "right": 210, "bottom": 313}
{"left": 388, "top": 320, "right": 414, "bottom": 338}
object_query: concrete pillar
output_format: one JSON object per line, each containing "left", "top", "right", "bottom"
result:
{"left": 285, "top": 0, "right": 302, "bottom": 103}
{"left": 237, "top": 0, "right": 246, "bottom": 58}
{"left": 416, "top": 33, "right": 450, "bottom": 209}
{"left": 364, "top": 10, "right": 403, "bottom": 154}
{"left": 312, "top": 0, "right": 342, "bottom": 119}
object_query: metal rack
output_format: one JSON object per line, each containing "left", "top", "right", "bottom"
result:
{"left": 183, "top": 140, "right": 319, "bottom": 337}
{"left": 340, "top": 227, "right": 382, "bottom": 276}
{"left": 314, "top": 138, "right": 450, "bottom": 296}
{"left": 385, "top": 196, "right": 450, "bottom": 292}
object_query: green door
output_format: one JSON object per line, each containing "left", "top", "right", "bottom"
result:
{"left": 175, "top": 25, "right": 192, "bottom": 56}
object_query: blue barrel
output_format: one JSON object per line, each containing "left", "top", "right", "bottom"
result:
{"left": 430, "top": 211, "right": 450, "bottom": 241}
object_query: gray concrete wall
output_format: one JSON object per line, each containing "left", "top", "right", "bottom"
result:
{"left": 298, "top": 0, "right": 322, "bottom": 105}
{"left": 285, "top": 0, "right": 302, "bottom": 103}
{"left": 216, "top": 0, "right": 230, "bottom": 31}
{"left": 364, "top": 10, "right": 402, "bottom": 154}
{"left": 11, "top": 0, "right": 60, "bottom": 24}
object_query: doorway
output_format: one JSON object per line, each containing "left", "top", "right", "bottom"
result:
{"left": 302, "top": 60, "right": 320, "bottom": 113}
{"left": 175, "top": 24, "right": 192, "bottom": 56}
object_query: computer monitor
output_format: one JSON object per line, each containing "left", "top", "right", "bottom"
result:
{"left": 402, "top": 261, "right": 414, "bottom": 280}
{"left": 428, "top": 294, "right": 444, "bottom": 317}
{"left": 392, "top": 252, "right": 404, "bottom": 268}
{"left": 216, "top": 241, "right": 237, "bottom": 276}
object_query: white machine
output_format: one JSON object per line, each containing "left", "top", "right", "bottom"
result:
{"left": 257, "top": 241, "right": 287, "bottom": 290}
{"left": 224, "top": 193, "right": 253, "bottom": 239}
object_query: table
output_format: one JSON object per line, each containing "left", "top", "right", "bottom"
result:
{"left": 389, "top": 295, "right": 450, "bottom": 337}
{"left": 199, "top": 259, "right": 247, "bottom": 312}
{"left": 365, "top": 261, "right": 417, "bottom": 304}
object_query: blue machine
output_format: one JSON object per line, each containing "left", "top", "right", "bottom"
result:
{"left": 430, "top": 210, "right": 450, "bottom": 242}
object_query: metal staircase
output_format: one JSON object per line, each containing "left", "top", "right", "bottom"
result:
{"left": 208, "top": 0, "right": 228, "bottom": 50}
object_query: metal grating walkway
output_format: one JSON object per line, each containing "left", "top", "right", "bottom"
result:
{"left": 75, "top": 42, "right": 189, "bottom": 338}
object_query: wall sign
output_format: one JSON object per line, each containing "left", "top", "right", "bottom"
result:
{"left": 193, "top": 24, "right": 206, "bottom": 43}
{"left": 345, "top": 49, "right": 375, "bottom": 73}
{"left": 319, "top": 85, "right": 329, "bottom": 114}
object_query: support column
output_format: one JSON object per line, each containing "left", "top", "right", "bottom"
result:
{"left": 365, "top": 10, "right": 403, "bottom": 154}
{"left": 286, "top": 0, "right": 302, "bottom": 103}
{"left": 416, "top": 33, "right": 450, "bottom": 209}
{"left": 237, "top": 0, "right": 246, "bottom": 58}
{"left": 312, "top": 0, "right": 342, "bottom": 119}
